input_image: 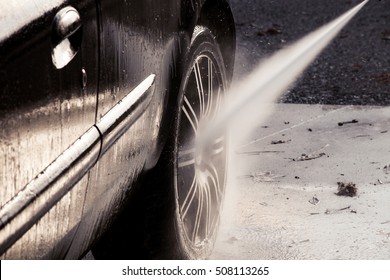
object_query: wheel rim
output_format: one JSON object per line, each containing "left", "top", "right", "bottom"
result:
{"left": 176, "top": 52, "right": 227, "bottom": 249}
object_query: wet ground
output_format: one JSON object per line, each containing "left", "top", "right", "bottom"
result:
{"left": 211, "top": 104, "right": 390, "bottom": 259}
{"left": 210, "top": 0, "right": 390, "bottom": 259}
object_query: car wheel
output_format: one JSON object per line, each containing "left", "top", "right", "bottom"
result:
{"left": 92, "top": 26, "right": 229, "bottom": 259}
{"left": 172, "top": 25, "right": 228, "bottom": 258}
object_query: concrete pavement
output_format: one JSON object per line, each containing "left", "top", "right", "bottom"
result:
{"left": 212, "top": 104, "right": 390, "bottom": 259}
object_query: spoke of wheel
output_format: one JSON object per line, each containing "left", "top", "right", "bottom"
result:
{"left": 182, "top": 96, "right": 199, "bottom": 135}
{"left": 194, "top": 60, "right": 205, "bottom": 115}
{"left": 203, "top": 179, "right": 212, "bottom": 236}
{"left": 211, "top": 136, "right": 224, "bottom": 156}
{"left": 178, "top": 147, "right": 195, "bottom": 168}
{"left": 192, "top": 183, "right": 204, "bottom": 243}
{"left": 181, "top": 175, "right": 197, "bottom": 219}
{"left": 213, "top": 86, "right": 222, "bottom": 119}
{"left": 204, "top": 161, "right": 222, "bottom": 204}
{"left": 205, "top": 58, "right": 213, "bottom": 118}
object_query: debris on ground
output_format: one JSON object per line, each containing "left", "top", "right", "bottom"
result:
{"left": 310, "top": 206, "right": 357, "bottom": 215}
{"left": 372, "top": 72, "right": 390, "bottom": 84}
{"left": 382, "top": 30, "right": 390, "bottom": 41}
{"left": 239, "top": 171, "right": 286, "bottom": 183}
{"left": 271, "top": 139, "right": 291, "bottom": 145}
{"left": 307, "top": 128, "right": 313, "bottom": 132}
{"left": 225, "top": 236, "right": 239, "bottom": 244}
{"left": 291, "top": 239, "right": 310, "bottom": 246}
{"left": 291, "top": 144, "right": 329, "bottom": 161}
{"left": 352, "top": 134, "right": 370, "bottom": 138}
{"left": 336, "top": 182, "right": 358, "bottom": 197}
{"left": 371, "top": 179, "right": 390, "bottom": 186}
{"left": 325, "top": 205, "right": 353, "bottom": 215}
{"left": 238, "top": 150, "right": 285, "bottom": 155}
{"left": 384, "top": 165, "right": 390, "bottom": 174}
{"left": 308, "top": 195, "right": 320, "bottom": 205}
{"left": 256, "top": 25, "right": 282, "bottom": 36}
{"left": 338, "top": 119, "right": 358, "bottom": 126}
{"left": 292, "top": 152, "right": 326, "bottom": 161}
{"left": 371, "top": 179, "right": 383, "bottom": 185}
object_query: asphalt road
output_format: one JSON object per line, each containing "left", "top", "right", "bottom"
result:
{"left": 229, "top": 0, "right": 390, "bottom": 105}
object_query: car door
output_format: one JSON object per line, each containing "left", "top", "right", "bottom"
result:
{"left": 0, "top": 0, "right": 99, "bottom": 259}
{"left": 63, "top": 0, "right": 186, "bottom": 257}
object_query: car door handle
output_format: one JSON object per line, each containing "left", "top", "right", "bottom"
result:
{"left": 52, "top": 6, "right": 82, "bottom": 69}
{"left": 54, "top": 6, "right": 81, "bottom": 40}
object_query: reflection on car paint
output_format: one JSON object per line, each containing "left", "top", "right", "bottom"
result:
{"left": 0, "top": 74, "right": 155, "bottom": 258}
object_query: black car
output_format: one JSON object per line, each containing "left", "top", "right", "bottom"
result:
{"left": 0, "top": 0, "right": 235, "bottom": 259}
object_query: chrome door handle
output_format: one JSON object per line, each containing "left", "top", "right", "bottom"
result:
{"left": 54, "top": 6, "right": 81, "bottom": 40}
{"left": 52, "top": 6, "right": 82, "bottom": 69}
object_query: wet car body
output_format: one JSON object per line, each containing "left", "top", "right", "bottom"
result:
{"left": 0, "top": 0, "right": 235, "bottom": 259}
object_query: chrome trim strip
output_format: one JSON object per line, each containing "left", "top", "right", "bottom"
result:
{"left": 0, "top": 74, "right": 156, "bottom": 255}
{"left": 96, "top": 74, "right": 156, "bottom": 155}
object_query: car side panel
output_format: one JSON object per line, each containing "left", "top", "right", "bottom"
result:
{"left": 64, "top": 0, "right": 197, "bottom": 257}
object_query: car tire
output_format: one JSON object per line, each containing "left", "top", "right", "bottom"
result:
{"left": 92, "top": 26, "right": 229, "bottom": 259}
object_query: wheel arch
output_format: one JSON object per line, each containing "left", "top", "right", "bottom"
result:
{"left": 143, "top": 0, "right": 235, "bottom": 170}
{"left": 197, "top": 0, "right": 236, "bottom": 82}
